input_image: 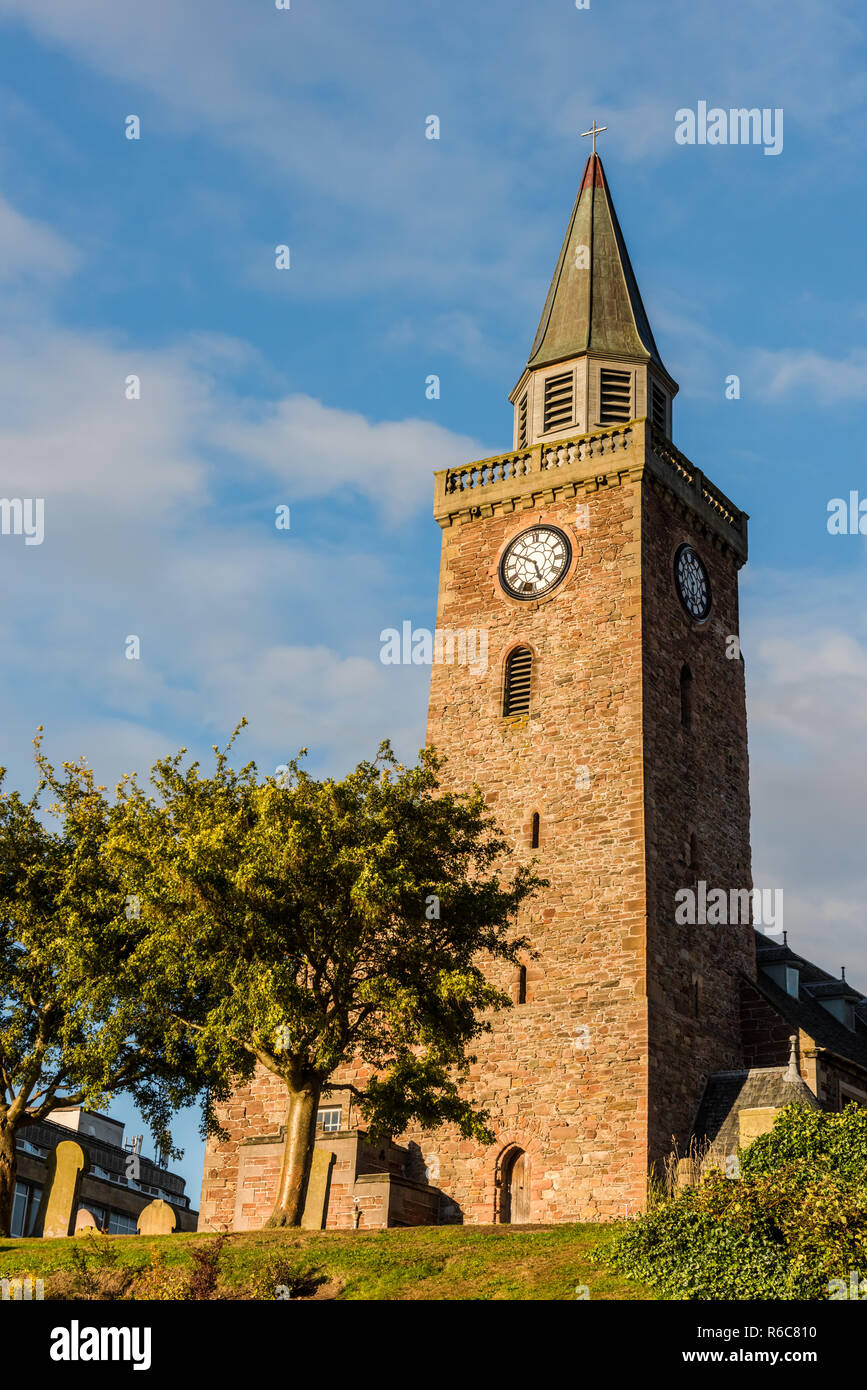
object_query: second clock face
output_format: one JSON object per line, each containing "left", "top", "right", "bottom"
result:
{"left": 674, "top": 543, "right": 712, "bottom": 621}
{"left": 499, "top": 526, "right": 572, "bottom": 600}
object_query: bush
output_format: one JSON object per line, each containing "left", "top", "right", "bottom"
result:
{"left": 603, "top": 1104, "right": 867, "bottom": 1300}
{"left": 739, "top": 1101, "right": 867, "bottom": 1189}
{"left": 241, "top": 1253, "right": 326, "bottom": 1301}
{"left": 48, "top": 1234, "right": 139, "bottom": 1301}
{"left": 125, "top": 1247, "right": 192, "bottom": 1301}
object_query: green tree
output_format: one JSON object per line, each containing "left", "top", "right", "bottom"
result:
{"left": 110, "top": 729, "right": 542, "bottom": 1227}
{"left": 0, "top": 737, "right": 207, "bottom": 1238}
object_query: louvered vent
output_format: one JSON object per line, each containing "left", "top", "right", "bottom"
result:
{"left": 503, "top": 646, "right": 532, "bottom": 716}
{"left": 599, "top": 368, "right": 632, "bottom": 424}
{"left": 543, "top": 372, "right": 573, "bottom": 432}
{"left": 517, "top": 393, "right": 529, "bottom": 448}
{"left": 651, "top": 382, "right": 667, "bottom": 434}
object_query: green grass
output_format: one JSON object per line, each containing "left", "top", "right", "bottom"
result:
{"left": 0, "top": 1222, "right": 656, "bottom": 1301}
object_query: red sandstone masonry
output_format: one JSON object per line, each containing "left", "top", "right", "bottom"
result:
{"left": 199, "top": 421, "right": 753, "bottom": 1228}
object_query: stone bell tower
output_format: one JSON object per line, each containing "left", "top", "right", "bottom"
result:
{"left": 415, "top": 148, "right": 756, "bottom": 1222}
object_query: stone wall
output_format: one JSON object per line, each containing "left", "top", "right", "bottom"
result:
{"left": 640, "top": 477, "right": 755, "bottom": 1170}
{"left": 199, "top": 422, "right": 754, "bottom": 1229}
{"left": 406, "top": 449, "right": 651, "bottom": 1223}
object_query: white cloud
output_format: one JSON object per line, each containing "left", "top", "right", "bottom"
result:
{"left": 744, "top": 567, "right": 867, "bottom": 988}
{"left": 217, "top": 394, "right": 487, "bottom": 523}
{"left": 0, "top": 281, "right": 452, "bottom": 795}
{"left": 0, "top": 195, "right": 79, "bottom": 281}
{"left": 748, "top": 348, "right": 867, "bottom": 404}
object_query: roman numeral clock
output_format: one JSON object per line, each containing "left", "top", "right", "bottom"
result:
{"left": 498, "top": 525, "right": 573, "bottom": 601}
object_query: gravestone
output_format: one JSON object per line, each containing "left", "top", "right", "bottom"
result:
{"left": 136, "top": 1199, "right": 176, "bottom": 1235}
{"left": 74, "top": 1209, "right": 99, "bottom": 1234}
{"left": 301, "top": 1148, "right": 334, "bottom": 1230}
{"left": 34, "top": 1140, "right": 88, "bottom": 1239}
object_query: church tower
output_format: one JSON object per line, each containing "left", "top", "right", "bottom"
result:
{"left": 417, "top": 149, "right": 756, "bottom": 1221}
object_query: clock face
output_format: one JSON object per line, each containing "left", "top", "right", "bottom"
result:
{"left": 674, "top": 544, "right": 712, "bottom": 622}
{"left": 499, "top": 526, "right": 572, "bottom": 601}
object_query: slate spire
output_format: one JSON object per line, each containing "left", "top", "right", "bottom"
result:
{"left": 527, "top": 153, "right": 667, "bottom": 375}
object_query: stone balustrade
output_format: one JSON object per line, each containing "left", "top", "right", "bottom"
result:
{"left": 435, "top": 421, "right": 747, "bottom": 557}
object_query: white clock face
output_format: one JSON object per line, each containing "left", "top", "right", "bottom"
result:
{"left": 499, "top": 526, "right": 572, "bottom": 600}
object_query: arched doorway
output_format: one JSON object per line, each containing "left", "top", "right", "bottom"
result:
{"left": 499, "top": 1147, "right": 530, "bottom": 1224}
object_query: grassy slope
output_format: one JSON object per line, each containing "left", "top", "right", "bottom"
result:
{"left": 0, "top": 1222, "right": 656, "bottom": 1301}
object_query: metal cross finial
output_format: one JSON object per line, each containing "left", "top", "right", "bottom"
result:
{"left": 581, "top": 119, "right": 608, "bottom": 155}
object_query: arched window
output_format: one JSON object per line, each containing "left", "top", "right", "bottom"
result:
{"left": 517, "top": 964, "right": 527, "bottom": 1005}
{"left": 680, "top": 664, "right": 693, "bottom": 729}
{"left": 503, "top": 646, "right": 532, "bottom": 716}
{"left": 530, "top": 812, "right": 540, "bottom": 849}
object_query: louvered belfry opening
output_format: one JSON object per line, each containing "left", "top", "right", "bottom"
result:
{"left": 599, "top": 368, "right": 632, "bottom": 424}
{"left": 504, "top": 646, "right": 532, "bottom": 716}
{"left": 651, "top": 381, "right": 667, "bottom": 434}
{"left": 517, "top": 393, "right": 529, "bottom": 448}
{"left": 543, "top": 371, "right": 573, "bottom": 432}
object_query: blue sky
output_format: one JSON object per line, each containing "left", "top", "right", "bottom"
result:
{"left": 2, "top": 0, "right": 867, "bottom": 1201}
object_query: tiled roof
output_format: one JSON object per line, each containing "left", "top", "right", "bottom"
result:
{"left": 693, "top": 1066, "right": 820, "bottom": 1155}
{"left": 752, "top": 930, "right": 867, "bottom": 1069}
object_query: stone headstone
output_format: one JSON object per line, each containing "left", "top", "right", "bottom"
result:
{"left": 35, "top": 1140, "right": 88, "bottom": 1239}
{"left": 136, "top": 1198, "right": 176, "bottom": 1235}
{"left": 301, "top": 1148, "right": 334, "bottom": 1230}
{"left": 74, "top": 1208, "right": 99, "bottom": 1234}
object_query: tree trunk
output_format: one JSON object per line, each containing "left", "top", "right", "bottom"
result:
{"left": 0, "top": 1120, "right": 18, "bottom": 1240}
{"left": 266, "top": 1077, "right": 322, "bottom": 1228}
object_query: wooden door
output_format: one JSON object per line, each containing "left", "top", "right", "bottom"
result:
{"left": 511, "top": 1152, "right": 530, "bottom": 1224}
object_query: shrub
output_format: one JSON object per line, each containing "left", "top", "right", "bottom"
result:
{"left": 603, "top": 1104, "right": 867, "bottom": 1300}
{"left": 48, "top": 1233, "right": 139, "bottom": 1301}
{"left": 739, "top": 1102, "right": 867, "bottom": 1189}
{"left": 188, "top": 1234, "right": 228, "bottom": 1300}
{"left": 126, "top": 1247, "right": 192, "bottom": 1301}
{"left": 241, "top": 1253, "right": 326, "bottom": 1301}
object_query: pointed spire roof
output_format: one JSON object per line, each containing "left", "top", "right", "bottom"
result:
{"left": 526, "top": 153, "right": 667, "bottom": 375}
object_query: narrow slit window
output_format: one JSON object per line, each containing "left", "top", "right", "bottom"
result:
{"left": 543, "top": 372, "right": 574, "bottom": 432}
{"left": 680, "top": 664, "right": 693, "bottom": 729}
{"left": 517, "top": 964, "right": 527, "bottom": 1005}
{"left": 531, "top": 812, "right": 540, "bottom": 848}
{"left": 599, "top": 368, "right": 632, "bottom": 424}
{"left": 503, "top": 646, "right": 533, "bottom": 716}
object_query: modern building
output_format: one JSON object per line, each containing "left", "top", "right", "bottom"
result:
{"left": 12, "top": 1106, "right": 197, "bottom": 1237}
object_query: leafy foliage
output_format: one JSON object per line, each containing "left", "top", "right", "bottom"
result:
{"left": 739, "top": 1098, "right": 867, "bottom": 1188}
{"left": 108, "top": 728, "right": 543, "bottom": 1221}
{"left": 0, "top": 735, "right": 210, "bottom": 1234}
{"left": 603, "top": 1104, "right": 867, "bottom": 1300}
